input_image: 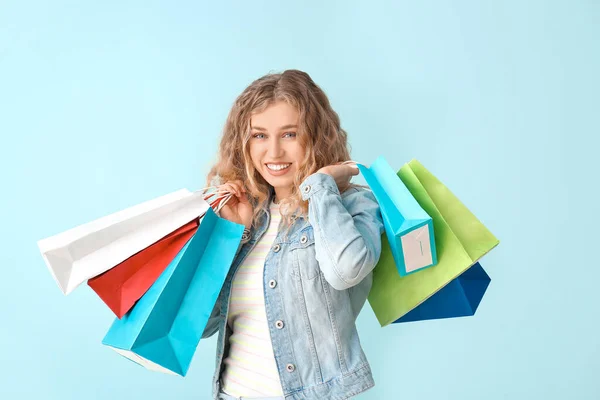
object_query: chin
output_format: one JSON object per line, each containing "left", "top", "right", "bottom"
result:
{"left": 260, "top": 171, "right": 296, "bottom": 192}
{"left": 266, "top": 177, "right": 295, "bottom": 188}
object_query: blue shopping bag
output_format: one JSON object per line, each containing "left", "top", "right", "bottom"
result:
{"left": 394, "top": 262, "right": 491, "bottom": 323}
{"left": 358, "top": 156, "right": 438, "bottom": 276}
{"left": 102, "top": 207, "right": 243, "bottom": 376}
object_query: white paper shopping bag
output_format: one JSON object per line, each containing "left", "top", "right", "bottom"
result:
{"left": 38, "top": 189, "right": 210, "bottom": 295}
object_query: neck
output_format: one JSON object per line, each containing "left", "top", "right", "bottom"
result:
{"left": 273, "top": 186, "right": 292, "bottom": 204}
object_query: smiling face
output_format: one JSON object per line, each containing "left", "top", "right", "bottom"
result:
{"left": 248, "top": 101, "right": 305, "bottom": 202}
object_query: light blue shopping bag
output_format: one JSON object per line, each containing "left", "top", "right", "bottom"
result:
{"left": 358, "top": 156, "right": 438, "bottom": 276}
{"left": 102, "top": 207, "right": 243, "bottom": 376}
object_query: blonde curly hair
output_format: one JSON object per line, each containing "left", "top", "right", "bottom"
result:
{"left": 207, "top": 69, "right": 354, "bottom": 229}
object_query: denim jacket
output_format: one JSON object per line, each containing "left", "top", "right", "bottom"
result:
{"left": 202, "top": 172, "right": 384, "bottom": 400}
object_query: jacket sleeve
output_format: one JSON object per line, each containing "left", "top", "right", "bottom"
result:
{"left": 300, "top": 173, "right": 384, "bottom": 290}
{"left": 201, "top": 288, "right": 224, "bottom": 339}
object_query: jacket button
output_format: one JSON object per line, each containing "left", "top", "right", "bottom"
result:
{"left": 241, "top": 229, "right": 251, "bottom": 243}
{"left": 273, "top": 244, "right": 281, "bottom": 253}
{"left": 268, "top": 279, "right": 277, "bottom": 289}
{"left": 303, "top": 185, "right": 311, "bottom": 194}
{"left": 300, "top": 235, "right": 308, "bottom": 244}
{"left": 286, "top": 363, "right": 295, "bottom": 372}
{"left": 275, "top": 320, "right": 284, "bottom": 329}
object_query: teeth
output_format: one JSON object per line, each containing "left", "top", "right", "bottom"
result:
{"left": 267, "top": 163, "right": 291, "bottom": 171}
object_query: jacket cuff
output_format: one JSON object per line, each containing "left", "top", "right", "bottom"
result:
{"left": 300, "top": 173, "right": 340, "bottom": 200}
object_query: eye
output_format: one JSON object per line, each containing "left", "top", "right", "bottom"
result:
{"left": 252, "top": 133, "right": 266, "bottom": 139}
{"left": 283, "top": 132, "right": 297, "bottom": 138}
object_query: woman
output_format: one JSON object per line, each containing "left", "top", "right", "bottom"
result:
{"left": 203, "top": 69, "right": 384, "bottom": 400}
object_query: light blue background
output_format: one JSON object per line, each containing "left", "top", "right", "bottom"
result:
{"left": 1, "top": 1, "right": 598, "bottom": 399}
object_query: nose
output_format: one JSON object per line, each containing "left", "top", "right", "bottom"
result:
{"left": 267, "top": 137, "right": 284, "bottom": 159}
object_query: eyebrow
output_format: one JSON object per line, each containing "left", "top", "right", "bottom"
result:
{"left": 251, "top": 124, "right": 298, "bottom": 132}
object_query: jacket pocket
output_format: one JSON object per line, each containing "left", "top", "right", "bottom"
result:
{"left": 290, "top": 225, "right": 319, "bottom": 280}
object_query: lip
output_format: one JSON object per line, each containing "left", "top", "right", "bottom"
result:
{"left": 264, "top": 163, "right": 292, "bottom": 177}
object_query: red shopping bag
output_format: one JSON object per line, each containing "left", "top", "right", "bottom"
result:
{"left": 88, "top": 219, "right": 199, "bottom": 318}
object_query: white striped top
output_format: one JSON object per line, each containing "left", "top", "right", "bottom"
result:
{"left": 220, "top": 201, "right": 284, "bottom": 397}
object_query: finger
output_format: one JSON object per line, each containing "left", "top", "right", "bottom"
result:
{"left": 215, "top": 183, "right": 229, "bottom": 194}
{"left": 232, "top": 180, "right": 246, "bottom": 190}
{"left": 231, "top": 181, "right": 247, "bottom": 196}
{"left": 229, "top": 182, "right": 243, "bottom": 197}
{"left": 347, "top": 164, "right": 359, "bottom": 176}
{"left": 222, "top": 181, "right": 243, "bottom": 198}
{"left": 220, "top": 183, "right": 236, "bottom": 196}
{"left": 223, "top": 193, "right": 239, "bottom": 206}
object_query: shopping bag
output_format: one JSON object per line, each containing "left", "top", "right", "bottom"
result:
{"left": 87, "top": 219, "right": 199, "bottom": 319}
{"left": 357, "top": 156, "right": 437, "bottom": 276}
{"left": 367, "top": 159, "right": 499, "bottom": 326}
{"left": 101, "top": 207, "right": 244, "bottom": 377}
{"left": 394, "top": 262, "right": 491, "bottom": 323}
{"left": 37, "top": 189, "right": 209, "bottom": 295}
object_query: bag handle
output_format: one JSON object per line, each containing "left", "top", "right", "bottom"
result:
{"left": 194, "top": 186, "right": 235, "bottom": 219}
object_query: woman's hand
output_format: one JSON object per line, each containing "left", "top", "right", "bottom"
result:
{"left": 316, "top": 162, "right": 359, "bottom": 191}
{"left": 217, "top": 180, "right": 253, "bottom": 229}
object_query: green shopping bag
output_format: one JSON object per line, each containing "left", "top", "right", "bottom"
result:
{"left": 368, "top": 159, "right": 499, "bottom": 326}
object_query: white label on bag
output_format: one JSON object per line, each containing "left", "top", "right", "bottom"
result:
{"left": 401, "top": 224, "right": 433, "bottom": 273}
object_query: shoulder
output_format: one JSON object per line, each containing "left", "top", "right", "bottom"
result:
{"left": 300, "top": 173, "right": 380, "bottom": 216}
